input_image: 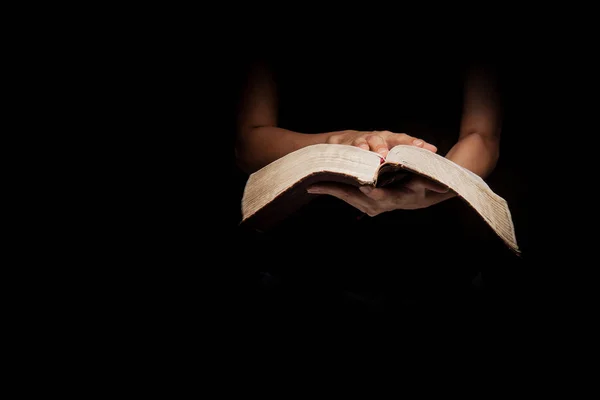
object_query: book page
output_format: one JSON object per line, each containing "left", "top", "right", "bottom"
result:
{"left": 385, "top": 145, "right": 519, "bottom": 253}
{"left": 242, "top": 144, "right": 382, "bottom": 222}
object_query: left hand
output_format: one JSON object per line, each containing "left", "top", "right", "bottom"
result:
{"left": 307, "top": 176, "right": 456, "bottom": 216}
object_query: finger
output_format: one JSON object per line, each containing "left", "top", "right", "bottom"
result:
{"left": 366, "top": 135, "right": 389, "bottom": 157}
{"left": 385, "top": 133, "right": 415, "bottom": 147}
{"left": 360, "top": 185, "right": 416, "bottom": 211}
{"left": 387, "top": 134, "right": 437, "bottom": 153}
{"left": 404, "top": 176, "right": 449, "bottom": 193}
{"left": 412, "top": 138, "right": 438, "bottom": 153}
{"left": 420, "top": 141, "right": 438, "bottom": 153}
{"left": 352, "top": 136, "right": 370, "bottom": 151}
{"left": 359, "top": 186, "right": 390, "bottom": 201}
{"left": 307, "top": 183, "right": 373, "bottom": 212}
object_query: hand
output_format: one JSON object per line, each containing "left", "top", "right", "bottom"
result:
{"left": 326, "top": 130, "right": 437, "bottom": 158}
{"left": 307, "top": 176, "right": 456, "bottom": 215}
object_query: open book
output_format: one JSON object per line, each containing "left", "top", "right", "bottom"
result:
{"left": 241, "top": 144, "right": 519, "bottom": 254}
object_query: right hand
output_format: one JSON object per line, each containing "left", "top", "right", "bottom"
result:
{"left": 326, "top": 130, "right": 437, "bottom": 158}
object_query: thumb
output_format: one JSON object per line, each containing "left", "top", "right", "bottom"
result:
{"left": 404, "top": 176, "right": 449, "bottom": 193}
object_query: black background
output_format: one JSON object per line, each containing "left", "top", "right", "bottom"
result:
{"left": 120, "top": 23, "right": 585, "bottom": 342}
{"left": 197, "top": 32, "right": 538, "bottom": 328}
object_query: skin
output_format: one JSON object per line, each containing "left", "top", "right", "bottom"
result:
{"left": 236, "top": 62, "right": 501, "bottom": 216}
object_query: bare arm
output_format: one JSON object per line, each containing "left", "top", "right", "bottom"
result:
{"left": 309, "top": 64, "right": 505, "bottom": 214}
{"left": 235, "top": 62, "right": 333, "bottom": 173}
{"left": 235, "top": 63, "right": 436, "bottom": 174}
{"left": 445, "top": 65, "right": 502, "bottom": 178}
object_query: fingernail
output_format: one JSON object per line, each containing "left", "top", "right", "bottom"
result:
{"left": 359, "top": 186, "right": 372, "bottom": 194}
{"left": 413, "top": 139, "right": 424, "bottom": 147}
{"left": 377, "top": 149, "right": 387, "bottom": 155}
{"left": 307, "top": 187, "right": 321, "bottom": 194}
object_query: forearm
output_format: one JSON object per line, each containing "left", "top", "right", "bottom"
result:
{"left": 445, "top": 132, "right": 500, "bottom": 179}
{"left": 236, "top": 126, "right": 337, "bottom": 173}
